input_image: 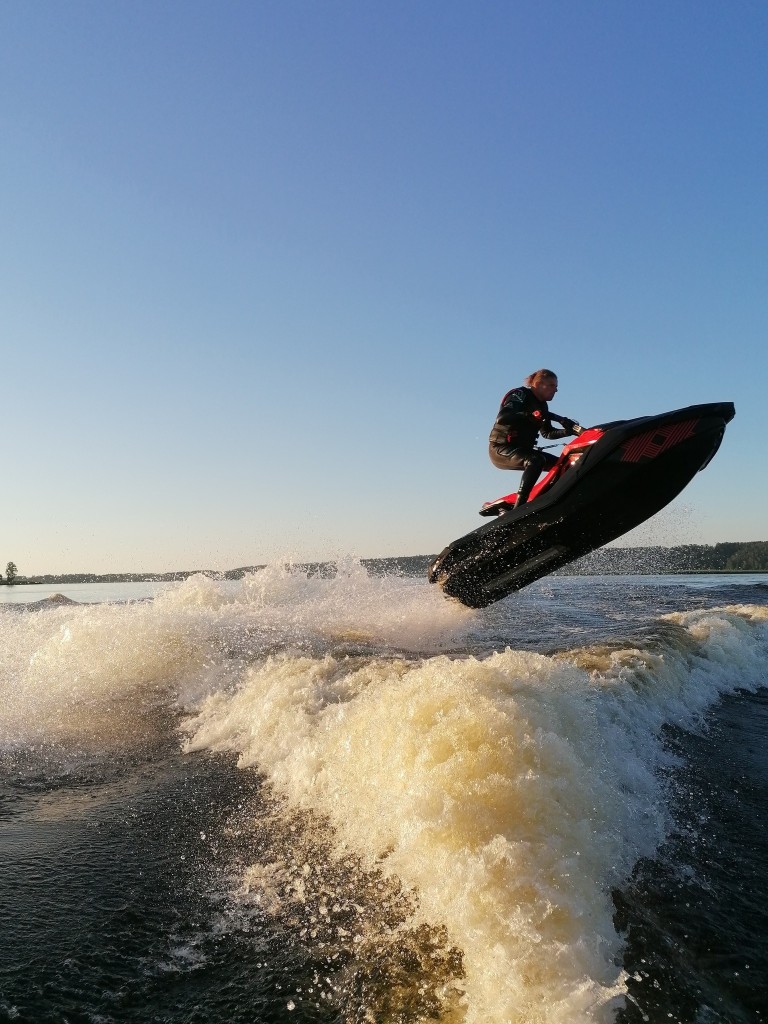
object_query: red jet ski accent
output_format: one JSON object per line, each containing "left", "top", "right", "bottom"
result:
{"left": 478, "top": 424, "right": 604, "bottom": 516}
{"left": 618, "top": 419, "right": 698, "bottom": 463}
{"left": 429, "top": 402, "right": 735, "bottom": 609}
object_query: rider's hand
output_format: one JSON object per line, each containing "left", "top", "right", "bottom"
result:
{"left": 558, "top": 417, "right": 576, "bottom": 434}
{"left": 572, "top": 423, "right": 585, "bottom": 436}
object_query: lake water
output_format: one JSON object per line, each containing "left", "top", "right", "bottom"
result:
{"left": 1, "top": 565, "right": 766, "bottom": 1023}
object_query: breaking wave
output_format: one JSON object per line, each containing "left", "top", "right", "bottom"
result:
{"left": 2, "top": 563, "right": 766, "bottom": 1022}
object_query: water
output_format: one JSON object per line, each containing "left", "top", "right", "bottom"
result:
{"left": 1, "top": 566, "right": 766, "bottom": 1023}
{"left": 0, "top": 581, "right": 176, "bottom": 605}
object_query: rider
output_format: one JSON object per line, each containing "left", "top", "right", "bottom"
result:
{"left": 488, "top": 368, "right": 583, "bottom": 507}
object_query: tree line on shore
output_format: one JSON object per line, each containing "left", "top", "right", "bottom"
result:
{"left": 2, "top": 541, "right": 768, "bottom": 585}
{"left": 572, "top": 541, "right": 768, "bottom": 574}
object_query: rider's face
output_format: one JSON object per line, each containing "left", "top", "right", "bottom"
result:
{"left": 531, "top": 377, "right": 558, "bottom": 402}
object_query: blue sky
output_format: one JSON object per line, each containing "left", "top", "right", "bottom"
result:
{"left": 2, "top": 0, "right": 766, "bottom": 575}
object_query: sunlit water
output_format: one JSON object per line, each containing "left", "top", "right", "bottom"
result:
{"left": 1, "top": 566, "right": 766, "bottom": 1023}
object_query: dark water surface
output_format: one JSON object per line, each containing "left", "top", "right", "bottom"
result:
{"left": 1, "top": 570, "right": 766, "bottom": 1023}
{"left": 617, "top": 690, "right": 768, "bottom": 1024}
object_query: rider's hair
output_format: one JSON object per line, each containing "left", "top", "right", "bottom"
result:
{"left": 525, "top": 368, "right": 557, "bottom": 387}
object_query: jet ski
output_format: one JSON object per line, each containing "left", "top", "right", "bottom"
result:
{"left": 428, "top": 402, "right": 735, "bottom": 608}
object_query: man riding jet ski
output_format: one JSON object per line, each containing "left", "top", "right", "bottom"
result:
{"left": 429, "top": 399, "right": 736, "bottom": 608}
{"left": 487, "top": 368, "right": 583, "bottom": 510}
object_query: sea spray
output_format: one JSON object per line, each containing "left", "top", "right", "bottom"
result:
{"left": 0, "top": 594, "right": 228, "bottom": 755}
{"left": 0, "top": 564, "right": 466, "bottom": 746}
{"left": 3, "top": 566, "right": 767, "bottom": 1022}
{"left": 183, "top": 600, "right": 768, "bottom": 1023}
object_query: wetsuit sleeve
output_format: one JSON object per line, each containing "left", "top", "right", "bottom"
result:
{"left": 539, "top": 418, "right": 570, "bottom": 440}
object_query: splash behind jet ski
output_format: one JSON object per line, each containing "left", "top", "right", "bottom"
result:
{"left": 428, "top": 402, "right": 735, "bottom": 609}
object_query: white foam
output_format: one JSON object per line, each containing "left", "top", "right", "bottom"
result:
{"left": 182, "top": 601, "right": 768, "bottom": 1023}
{"left": 0, "top": 563, "right": 468, "bottom": 750}
{"left": 156, "top": 559, "right": 471, "bottom": 651}
{"left": 3, "top": 564, "right": 766, "bottom": 1022}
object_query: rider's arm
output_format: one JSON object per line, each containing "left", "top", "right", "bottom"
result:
{"left": 540, "top": 415, "right": 581, "bottom": 439}
{"left": 540, "top": 421, "right": 570, "bottom": 440}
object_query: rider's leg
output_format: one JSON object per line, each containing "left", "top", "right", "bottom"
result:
{"left": 514, "top": 450, "right": 560, "bottom": 506}
{"left": 488, "top": 444, "right": 559, "bottom": 508}
{"left": 513, "top": 452, "right": 545, "bottom": 506}
{"left": 488, "top": 445, "right": 541, "bottom": 505}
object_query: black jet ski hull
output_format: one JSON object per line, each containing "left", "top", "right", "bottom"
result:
{"left": 428, "top": 402, "right": 735, "bottom": 608}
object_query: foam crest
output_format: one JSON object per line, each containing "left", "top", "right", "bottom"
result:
{"left": 0, "top": 562, "right": 470, "bottom": 752}
{"left": 157, "top": 561, "right": 471, "bottom": 652}
{"left": 0, "top": 598, "right": 222, "bottom": 750}
{"left": 182, "top": 604, "right": 768, "bottom": 1023}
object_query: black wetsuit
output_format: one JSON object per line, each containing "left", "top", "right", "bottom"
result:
{"left": 488, "top": 386, "right": 572, "bottom": 505}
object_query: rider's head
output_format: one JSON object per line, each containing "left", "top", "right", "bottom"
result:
{"left": 525, "top": 369, "right": 558, "bottom": 402}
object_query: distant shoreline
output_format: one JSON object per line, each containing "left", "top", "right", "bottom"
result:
{"left": 2, "top": 547, "right": 768, "bottom": 586}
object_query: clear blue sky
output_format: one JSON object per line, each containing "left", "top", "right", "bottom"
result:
{"left": 2, "top": 0, "right": 766, "bottom": 575}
